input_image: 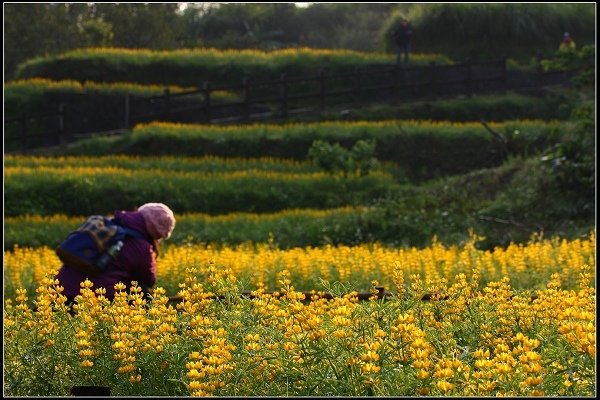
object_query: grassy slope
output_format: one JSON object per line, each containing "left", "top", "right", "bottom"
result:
{"left": 7, "top": 47, "right": 593, "bottom": 250}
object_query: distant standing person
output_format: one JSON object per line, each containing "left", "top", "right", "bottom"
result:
{"left": 393, "top": 18, "right": 413, "bottom": 65}
{"left": 559, "top": 32, "right": 576, "bottom": 51}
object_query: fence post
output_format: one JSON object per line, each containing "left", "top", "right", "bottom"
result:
{"left": 428, "top": 61, "right": 436, "bottom": 96}
{"left": 501, "top": 56, "right": 508, "bottom": 91}
{"left": 354, "top": 67, "right": 361, "bottom": 102}
{"left": 318, "top": 69, "right": 325, "bottom": 111}
{"left": 203, "top": 81, "right": 211, "bottom": 123}
{"left": 280, "top": 73, "right": 288, "bottom": 119}
{"left": 21, "top": 113, "right": 28, "bottom": 153}
{"left": 124, "top": 94, "right": 131, "bottom": 129}
{"left": 242, "top": 77, "right": 250, "bottom": 121}
{"left": 163, "top": 88, "right": 171, "bottom": 119}
{"left": 536, "top": 53, "right": 544, "bottom": 88}
{"left": 58, "top": 104, "right": 66, "bottom": 148}
{"left": 397, "top": 65, "right": 407, "bottom": 98}
{"left": 465, "top": 58, "right": 473, "bottom": 96}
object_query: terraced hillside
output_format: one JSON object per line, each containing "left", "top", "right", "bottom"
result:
{"left": 4, "top": 45, "right": 595, "bottom": 397}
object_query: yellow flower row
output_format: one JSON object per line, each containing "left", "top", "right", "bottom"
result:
{"left": 4, "top": 154, "right": 314, "bottom": 170}
{"left": 135, "top": 118, "right": 548, "bottom": 134}
{"left": 63, "top": 46, "right": 402, "bottom": 62}
{"left": 4, "top": 231, "right": 595, "bottom": 299}
{"left": 5, "top": 77, "right": 196, "bottom": 94}
{"left": 4, "top": 206, "right": 362, "bottom": 225}
{"left": 5, "top": 165, "right": 385, "bottom": 180}
{"left": 192, "top": 205, "right": 362, "bottom": 223}
{"left": 4, "top": 261, "right": 595, "bottom": 396}
{"left": 158, "top": 232, "right": 596, "bottom": 292}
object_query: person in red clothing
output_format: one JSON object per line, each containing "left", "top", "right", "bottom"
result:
{"left": 56, "top": 202, "right": 176, "bottom": 305}
{"left": 559, "top": 32, "right": 576, "bottom": 51}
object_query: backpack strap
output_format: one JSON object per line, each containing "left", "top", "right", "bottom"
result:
{"left": 120, "top": 226, "right": 152, "bottom": 242}
{"left": 106, "top": 218, "right": 152, "bottom": 243}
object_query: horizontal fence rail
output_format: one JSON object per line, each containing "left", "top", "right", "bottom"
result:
{"left": 164, "top": 288, "right": 539, "bottom": 305}
{"left": 39, "top": 287, "right": 540, "bottom": 314}
{"left": 37, "top": 288, "right": 540, "bottom": 317}
{"left": 166, "top": 286, "right": 392, "bottom": 304}
{"left": 5, "top": 56, "right": 570, "bottom": 152}
{"left": 128, "top": 59, "right": 510, "bottom": 126}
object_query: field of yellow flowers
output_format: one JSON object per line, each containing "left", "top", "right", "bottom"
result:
{"left": 4, "top": 232, "right": 595, "bottom": 396}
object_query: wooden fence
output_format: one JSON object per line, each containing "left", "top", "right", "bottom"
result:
{"left": 127, "top": 58, "right": 510, "bottom": 126}
{"left": 5, "top": 57, "right": 569, "bottom": 152}
{"left": 4, "top": 106, "right": 66, "bottom": 152}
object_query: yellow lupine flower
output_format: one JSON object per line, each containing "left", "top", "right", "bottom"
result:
{"left": 361, "top": 363, "right": 380, "bottom": 374}
{"left": 436, "top": 380, "right": 455, "bottom": 392}
{"left": 416, "top": 369, "right": 430, "bottom": 379}
{"left": 360, "top": 351, "right": 380, "bottom": 362}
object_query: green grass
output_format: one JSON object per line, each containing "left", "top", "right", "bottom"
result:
{"left": 56, "top": 119, "right": 568, "bottom": 183}
{"left": 15, "top": 47, "right": 453, "bottom": 87}
{"left": 5, "top": 155, "right": 594, "bottom": 250}
{"left": 4, "top": 78, "right": 239, "bottom": 116}
{"left": 3, "top": 154, "right": 322, "bottom": 174}
{"left": 4, "top": 165, "right": 396, "bottom": 217}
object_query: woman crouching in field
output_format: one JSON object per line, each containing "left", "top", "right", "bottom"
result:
{"left": 56, "top": 202, "right": 176, "bottom": 307}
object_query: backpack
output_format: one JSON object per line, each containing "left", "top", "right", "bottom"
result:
{"left": 56, "top": 215, "right": 149, "bottom": 276}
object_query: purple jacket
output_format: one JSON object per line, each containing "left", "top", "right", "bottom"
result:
{"left": 56, "top": 210, "right": 157, "bottom": 300}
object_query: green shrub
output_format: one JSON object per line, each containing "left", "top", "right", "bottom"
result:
{"left": 308, "top": 139, "right": 379, "bottom": 176}
{"left": 308, "top": 140, "right": 349, "bottom": 174}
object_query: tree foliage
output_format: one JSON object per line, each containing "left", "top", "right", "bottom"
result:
{"left": 4, "top": 3, "right": 404, "bottom": 79}
{"left": 541, "top": 45, "right": 595, "bottom": 216}
{"left": 92, "top": 3, "right": 183, "bottom": 49}
{"left": 398, "top": 3, "right": 596, "bottom": 61}
{"left": 4, "top": 3, "right": 596, "bottom": 79}
{"left": 4, "top": 4, "right": 92, "bottom": 78}
{"left": 4, "top": 3, "right": 184, "bottom": 78}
